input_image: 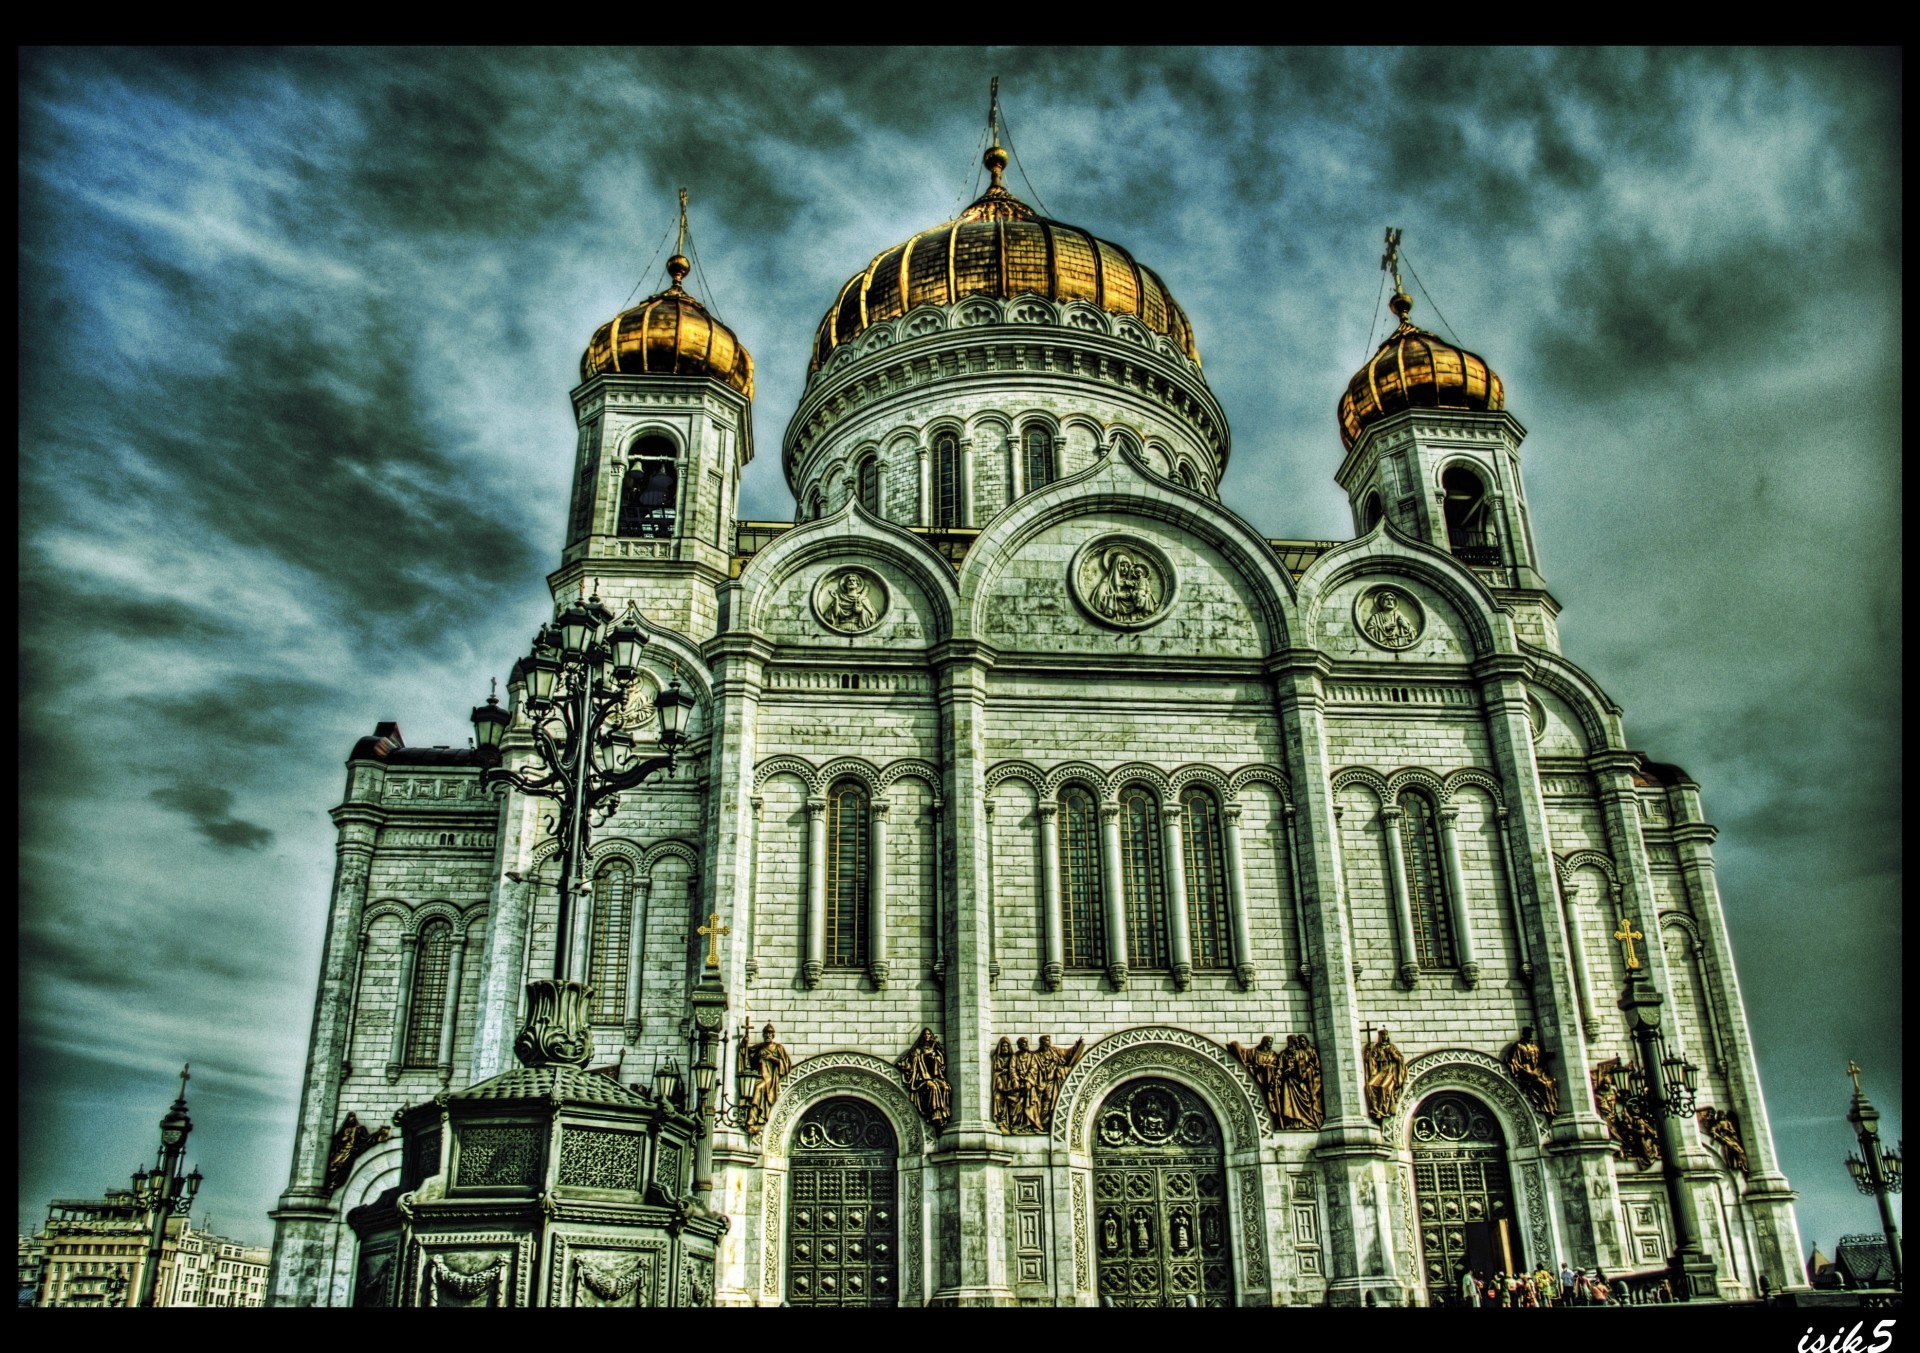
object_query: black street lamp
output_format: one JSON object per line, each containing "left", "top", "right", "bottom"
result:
{"left": 1843, "top": 1060, "right": 1904, "bottom": 1290}
{"left": 1614, "top": 962, "right": 1717, "bottom": 1300}
{"left": 471, "top": 591, "right": 692, "bottom": 1068}
{"left": 130, "top": 1065, "right": 202, "bottom": 1308}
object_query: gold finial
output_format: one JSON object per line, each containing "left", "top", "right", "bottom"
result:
{"left": 984, "top": 76, "right": 1008, "bottom": 189}
{"left": 666, "top": 187, "right": 691, "bottom": 290}
{"left": 1381, "top": 226, "right": 1413, "bottom": 322}
{"left": 698, "top": 910, "right": 731, "bottom": 968}
{"left": 1612, "top": 915, "right": 1644, "bottom": 970}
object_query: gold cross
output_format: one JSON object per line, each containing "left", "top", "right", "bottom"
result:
{"left": 1848, "top": 1060, "right": 1864, "bottom": 1095}
{"left": 697, "top": 911, "right": 730, "bottom": 969}
{"left": 1612, "top": 915, "right": 1643, "bottom": 970}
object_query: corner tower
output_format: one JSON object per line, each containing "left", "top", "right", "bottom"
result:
{"left": 560, "top": 192, "right": 755, "bottom": 643}
{"left": 1334, "top": 231, "right": 1560, "bottom": 651}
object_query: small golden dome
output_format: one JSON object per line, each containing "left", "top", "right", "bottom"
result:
{"left": 810, "top": 156, "right": 1199, "bottom": 373}
{"left": 1337, "top": 290, "right": 1503, "bottom": 450}
{"left": 580, "top": 258, "right": 754, "bottom": 398}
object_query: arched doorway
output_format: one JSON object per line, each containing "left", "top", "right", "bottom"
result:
{"left": 1092, "top": 1078, "right": 1233, "bottom": 1307}
{"left": 786, "top": 1097, "right": 898, "bottom": 1307}
{"left": 1409, "top": 1092, "right": 1521, "bottom": 1305}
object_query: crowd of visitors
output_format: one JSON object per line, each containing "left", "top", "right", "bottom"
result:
{"left": 1454, "top": 1263, "right": 1677, "bottom": 1307}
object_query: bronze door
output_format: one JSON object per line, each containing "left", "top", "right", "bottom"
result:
{"left": 1092, "top": 1078, "right": 1234, "bottom": 1307}
{"left": 1409, "top": 1092, "right": 1520, "bottom": 1305}
{"left": 787, "top": 1097, "right": 898, "bottom": 1307}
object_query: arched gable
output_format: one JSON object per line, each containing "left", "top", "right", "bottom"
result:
{"left": 1297, "top": 518, "right": 1510, "bottom": 659}
{"left": 1522, "top": 651, "right": 1627, "bottom": 751}
{"left": 760, "top": 1051, "right": 926, "bottom": 1161}
{"left": 733, "top": 497, "right": 958, "bottom": 642}
{"left": 1050, "top": 1026, "right": 1265, "bottom": 1156}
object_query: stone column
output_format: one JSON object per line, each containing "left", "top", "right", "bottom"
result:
{"left": 917, "top": 445, "right": 931, "bottom": 526}
{"left": 869, "top": 799, "right": 891, "bottom": 990}
{"left": 929, "top": 802, "right": 946, "bottom": 983}
{"left": 1281, "top": 802, "right": 1312, "bottom": 985}
{"left": 1561, "top": 873, "right": 1600, "bottom": 1036}
{"left": 1493, "top": 806, "right": 1536, "bottom": 984}
{"left": 1378, "top": 805, "right": 1421, "bottom": 989}
{"left": 1220, "top": 803, "right": 1255, "bottom": 990}
{"left": 435, "top": 932, "right": 468, "bottom": 1073}
{"left": 624, "top": 875, "right": 651, "bottom": 1041}
{"left": 1435, "top": 807, "right": 1479, "bottom": 987}
{"left": 386, "top": 933, "right": 420, "bottom": 1080}
{"left": 959, "top": 437, "right": 976, "bottom": 526}
{"left": 1038, "top": 802, "right": 1064, "bottom": 991}
{"left": 341, "top": 932, "right": 369, "bottom": 1077}
{"left": 744, "top": 797, "right": 762, "bottom": 981}
{"left": 804, "top": 796, "right": 828, "bottom": 988}
{"left": 1473, "top": 655, "right": 1622, "bottom": 1273}
{"left": 1099, "top": 803, "right": 1130, "bottom": 990}
{"left": 1163, "top": 802, "right": 1193, "bottom": 989}
{"left": 1009, "top": 436, "right": 1025, "bottom": 500}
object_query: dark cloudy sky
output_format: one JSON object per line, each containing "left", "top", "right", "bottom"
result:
{"left": 20, "top": 48, "right": 1899, "bottom": 1259}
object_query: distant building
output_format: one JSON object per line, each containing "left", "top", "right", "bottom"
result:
{"left": 29, "top": 1193, "right": 267, "bottom": 1308}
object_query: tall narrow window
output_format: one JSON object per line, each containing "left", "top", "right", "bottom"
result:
{"left": 806, "top": 486, "right": 824, "bottom": 521}
{"left": 825, "top": 779, "right": 869, "bottom": 967}
{"left": 857, "top": 455, "right": 880, "bottom": 513}
{"left": 1398, "top": 791, "right": 1457, "bottom": 968}
{"left": 1059, "top": 787, "right": 1106, "bottom": 967}
{"left": 1361, "top": 491, "right": 1384, "bottom": 532}
{"left": 404, "top": 919, "right": 453, "bottom": 1067}
{"left": 1180, "top": 787, "right": 1232, "bottom": 970}
{"left": 935, "top": 432, "right": 960, "bottom": 528}
{"left": 1175, "top": 462, "right": 1197, "bottom": 490}
{"left": 1022, "top": 427, "right": 1054, "bottom": 492}
{"left": 1119, "top": 785, "right": 1170, "bottom": 969}
{"left": 588, "top": 859, "right": 632, "bottom": 1022}
{"left": 618, "top": 436, "right": 678, "bottom": 538}
{"left": 568, "top": 421, "right": 602, "bottom": 543}
{"left": 1442, "top": 465, "right": 1498, "bottom": 564}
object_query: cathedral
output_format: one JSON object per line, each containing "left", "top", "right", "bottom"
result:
{"left": 266, "top": 125, "right": 1804, "bottom": 1307}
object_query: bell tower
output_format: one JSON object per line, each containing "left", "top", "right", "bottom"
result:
{"left": 557, "top": 191, "right": 755, "bottom": 644}
{"left": 1335, "top": 229, "right": 1559, "bottom": 651}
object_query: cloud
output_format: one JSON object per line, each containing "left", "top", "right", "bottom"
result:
{"left": 149, "top": 783, "right": 274, "bottom": 851}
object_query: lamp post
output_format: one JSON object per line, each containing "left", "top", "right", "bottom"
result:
{"left": 1613, "top": 943, "right": 1717, "bottom": 1299}
{"left": 471, "top": 592, "right": 692, "bottom": 1068}
{"left": 1843, "top": 1060, "right": 1904, "bottom": 1290}
{"left": 131, "top": 1064, "right": 202, "bottom": 1308}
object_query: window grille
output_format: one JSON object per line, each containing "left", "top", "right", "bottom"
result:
{"left": 1022, "top": 428, "right": 1054, "bottom": 492}
{"left": 936, "top": 433, "right": 960, "bottom": 528}
{"left": 825, "top": 780, "right": 869, "bottom": 967}
{"left": 403, "top": 919, "right": 453, "bottom": 1066}
{"left": 1120, "top": 786, "right": 1170, "bottom": 969}
{"left": 588, "top": 859, "right": 632, "bottom": 1022}
{"left": 1180, "top": 787, "right": 1233, "bottom": 970}
{"left": 1398, "top": 791, "right": 1457, "bottom": 968}
{"left": 1059, "top": 787, "right": 1106, "bottom": 967}
{"left": 858, "top": 455, "right": 880, "bottom": 513}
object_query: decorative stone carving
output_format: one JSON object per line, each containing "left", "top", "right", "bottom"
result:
{"left": 1069, "top": 536, "right": 1175, "bottom": 630}
{"left": 1363, "top": 1027, "right": 1409, "bottom": 1122}
{"left": 813, "top": 566, "right": 887, "bottom": 634}
{"left": 1230, "top": 1034, "right": 1324, "bottom": 1131}
{"left": 759, "top": 1053, "right": 925, "bottom": 1159}
{"left": 1354, "top": 584, "right": 1424, "bottom": 650}
{"left": 1055, "top": 1027, "right": 1264, "bottom": 1151}
{"left": 894, "top": 1028, "right": 952, "bottom": 1132}
{"left": 325, "top": 1111, "right": 392, "bottom": 1193}
{"left": 992, "top": 1034, "right": 1086, "bottom": 1134}
{"left": 515, "top": 978, "right": 595, "bottom": 1069}
{"left": 455, "top": 1126, "right": 539, "bottom": 1188}
{"left": 1503, "top": 1026, "right": 1560, "bottom": 1119}
{"left": 1697, "top": 1105, "right": 1749, "bottom": 1174}
{"left": 425, "top": 1250, "right": 509, "bottom": 1307}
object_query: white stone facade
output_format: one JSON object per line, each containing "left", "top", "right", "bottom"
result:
{"left": 269, "top": 229, "right": 1801, "bottom": 1309}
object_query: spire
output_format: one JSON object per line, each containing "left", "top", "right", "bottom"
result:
{"left": 665, "top": 187, "right": 691, "bottom": 292}
{"left": 985, "top": 76, "right": 1008, "bottom": 189}
{"left": 1381, "top": 226, "right": 1414, "bottom": 325}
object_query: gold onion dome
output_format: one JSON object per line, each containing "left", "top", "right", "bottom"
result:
{"left": 1337, "top": 288, "right": 1503, "bottom": 450}
{"left": 581, "top": 251, "right": 754, "bottom": 398}
{"left": 811, "top": 143, "right": 1199, "bottom": 372}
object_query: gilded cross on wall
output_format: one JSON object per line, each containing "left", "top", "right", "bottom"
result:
{"left": 1612, "top": 915, "right": 1643, "bottom": 969}
{"left": 698, "top": 912, "right": 730, "bottom": 969}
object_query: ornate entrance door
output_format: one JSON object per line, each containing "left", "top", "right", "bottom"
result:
{"left": 786, "top": 1097, "right": 898, "bottom": 1307}
{"left": 1092, "top": 1078, "right": 1234, "bottom": 1307}
{"left": 1409, "top": 1092, "right": 1520, "bottom": 1305}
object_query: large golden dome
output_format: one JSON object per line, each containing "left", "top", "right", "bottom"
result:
{"left": 1337, "top": 290, "right": 1503, "bottom": 450}
{"left": 811, "top": 148, "right": 1199, "bottom": 372}
{"left": 581, "top": 255, "right": 754, "bottom": 398}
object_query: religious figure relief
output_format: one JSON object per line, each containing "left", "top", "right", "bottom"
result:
{"left": 991, "top": 1034, "right": 1086, "bottom": 1134}
{"left": 1069, "top": 537, "right": 1174, "bottom": 630}
{"left": 813, "top": 567, "right": 886, "bottom": 634}
{"left": 1504, "top": 1025, "right": 1560, "bottom": 1118}
{"left": 1354, "top": 585, "right": 1424, "bottom": 650}
{"left": 738, "top": 1023, "right": 792, "bottom": 1136}
{"left": 1697, "top": 1105, "right": 1749, "bottom": 1175}
{"left": 1591, "top": 1057, "right": 1660, "bottom": 1170}
{"left": 896, "top": 1027, "right": 953, "bottom": 1133}
{"left": 324, "top": 1111, "right": 392, "bottom": 1193}
{"left": 1362, "top": 1027, "right": 1408, "bottom": 1122}
{"left": 1231, "top": 1034, "right": 1324, "bottom": 1130}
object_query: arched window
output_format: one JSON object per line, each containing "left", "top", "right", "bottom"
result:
{"left": 1119, "top": 785, "right": 1170, "bottom": 969}
{"left": 806, "top": 486, "right": 824, "bottom": 521}
{"left": 1442, "top": 465, "right": 1498, "bottom": 564}
{"left": 1180, "top": 787, "right": 1232, "bottom": 971}
{"left": 825, "top": 779, "right": 869, "bottom": 967}
{"left": 1174, "top": 461, "right": 1196, "bottom": 490}
{"left": 618, "top": 436, "right": 678, "bottom": 538}
{"left": 403, "top": 919, "right": 453, "bottom": 1067}
{"left": 588, "top": 858, "right": 632, "bottom": 1022}
{"left": 1022, "top": 427, "right": 1055, "bottom": 492}
{"left": 1361, "top": 491, "right": 1384, "bottom": 532}
{"left": 935, "top": 431, "right": 960, "bottom": 528}
{"left": 1397, "top": 791, "right": 1457, "bottom": 968}
{"left": 1058, "top": 786, "right": 1106, "bottom": 968}
{"left": 857, "top": 454, "right": 880, "bottom": 513}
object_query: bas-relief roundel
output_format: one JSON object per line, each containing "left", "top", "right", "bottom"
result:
{"left": 1069, "top": 536, "right": 1176, "bottom": 630}
{"left": 1354, "top": 584, "right": 1424, "bottom": 650}
{"left": 612, "top": 671, "right": 659, "bottom": 733}
{"left": 813, "top": 567, "right": 888, "bottom": 635}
